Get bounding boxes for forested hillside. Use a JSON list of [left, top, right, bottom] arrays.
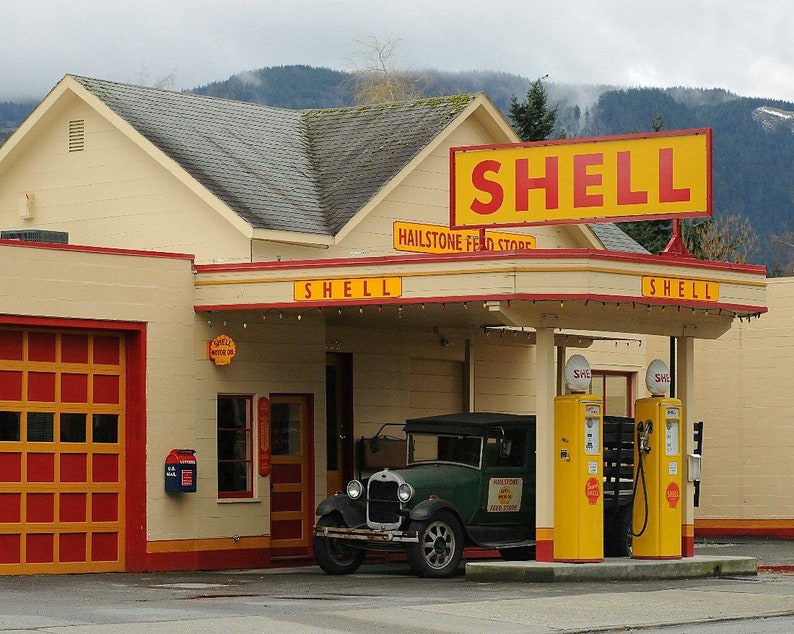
[[2, 65, 792, 271], [574, 88, 794, 271]]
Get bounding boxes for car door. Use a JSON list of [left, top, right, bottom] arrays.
[[475, 427, 535, 527]]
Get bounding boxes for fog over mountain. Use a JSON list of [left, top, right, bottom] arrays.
[[2, 65, 792, 272]]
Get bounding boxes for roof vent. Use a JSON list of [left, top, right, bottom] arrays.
[[1, 229, 69, 244], [68, 119, 85, 152]]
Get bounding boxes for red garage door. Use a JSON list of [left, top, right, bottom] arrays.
[[0, 328, 126, 574]]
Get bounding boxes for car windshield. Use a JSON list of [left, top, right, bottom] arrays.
[[407, 432, 483, 468]]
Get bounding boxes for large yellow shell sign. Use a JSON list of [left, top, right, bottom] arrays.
[[451, 129, 711, 229]]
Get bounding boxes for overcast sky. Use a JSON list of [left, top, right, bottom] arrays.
[[3, 0, 793, 104]]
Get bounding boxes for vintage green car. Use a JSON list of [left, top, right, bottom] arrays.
[[312, 412, 632, 578]]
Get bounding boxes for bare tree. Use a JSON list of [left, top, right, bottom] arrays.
[[136, 65, 177, 90], [348, 37, 425, 104], [769, 229, 794, 276], [684, 214, 759, 264]]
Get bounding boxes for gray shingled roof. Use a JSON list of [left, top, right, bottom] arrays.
[[588, 222, 649, 254], [73, 76, 473, 235], [71, 76, 644, 253]]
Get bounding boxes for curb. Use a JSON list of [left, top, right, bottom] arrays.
[[465, 555, 758, 583]]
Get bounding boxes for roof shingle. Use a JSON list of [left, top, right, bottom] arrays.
[[72, 76, 645, 253], [73, 76, 473, 235]]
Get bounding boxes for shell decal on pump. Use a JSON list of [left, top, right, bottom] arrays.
[[666, 481, 681, 509], [585, 476, 601, 505]]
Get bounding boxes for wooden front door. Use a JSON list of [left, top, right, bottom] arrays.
[[269, 394, 313, 557]]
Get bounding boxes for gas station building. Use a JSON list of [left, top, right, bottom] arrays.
[[0, 75, 777, 575]]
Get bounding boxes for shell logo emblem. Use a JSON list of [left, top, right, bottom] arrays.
[[585, 477, 601, 505], [666, 481, 681, 509], [498, 486, 513, 505]]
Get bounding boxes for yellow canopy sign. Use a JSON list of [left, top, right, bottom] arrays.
[[642, 276, 719, 302], [295, 277, 402, 301], [451, 129, 711, 229]]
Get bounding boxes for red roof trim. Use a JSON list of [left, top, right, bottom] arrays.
[[448, 127, 713, 154], [194, 248, 767, 276], [0, 313, 148, 330], [0, 238, 195, 261]]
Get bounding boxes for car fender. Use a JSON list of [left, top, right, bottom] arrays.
[[315, 493, 366, 528], [408, 498, 461, 523]]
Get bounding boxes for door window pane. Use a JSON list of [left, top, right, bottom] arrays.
[[591, 371, 633, 417], [270, 403, 301, 456]]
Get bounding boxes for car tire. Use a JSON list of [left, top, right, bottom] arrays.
[[604, 505, 633, 557], [406, 510, 464, 578], [313, 513, 366, 575]]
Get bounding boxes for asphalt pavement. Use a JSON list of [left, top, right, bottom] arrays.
[[0, 537, 792, 633]]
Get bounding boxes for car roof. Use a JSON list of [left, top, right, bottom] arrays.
[[404, 412, 536, 435]]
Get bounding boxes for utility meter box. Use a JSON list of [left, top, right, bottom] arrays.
[[165, 449, 197, 493]]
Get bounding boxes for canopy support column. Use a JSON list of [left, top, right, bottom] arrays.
[[676, 335, 696, 557], [535, 325, 556, 561]]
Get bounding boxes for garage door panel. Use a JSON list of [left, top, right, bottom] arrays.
[[0, 328, 125, 575]]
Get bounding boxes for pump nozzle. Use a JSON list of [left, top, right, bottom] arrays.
[[638, 420, 653, 454]]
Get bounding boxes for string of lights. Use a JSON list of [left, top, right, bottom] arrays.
[[203, 299, 762, 329]]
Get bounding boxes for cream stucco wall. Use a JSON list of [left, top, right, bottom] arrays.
[[692, 278, 794, 524], [0, 242, 198, 540], [0, 95, 251, 264], [147, 313, 328, 541]]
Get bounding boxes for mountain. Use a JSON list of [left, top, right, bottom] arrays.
[[2, 65, 792, 271]]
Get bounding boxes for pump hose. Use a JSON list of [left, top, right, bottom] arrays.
[[631, 422, 650, 538]]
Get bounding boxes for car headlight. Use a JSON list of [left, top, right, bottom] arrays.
[[346, 480, 364, 499], [397, 482, 414, 502]]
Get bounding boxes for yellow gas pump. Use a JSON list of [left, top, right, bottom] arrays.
[[632, 359, 683, 559], [554, 354, 604, 562]]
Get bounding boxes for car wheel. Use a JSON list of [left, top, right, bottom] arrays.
[[604, 505, 633, 557], [312, 513, 366, 575], [498, 545, 535, 561], [406, 510, 464, 578]]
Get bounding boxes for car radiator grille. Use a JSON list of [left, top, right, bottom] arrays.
[[367, 479, 400, 524]]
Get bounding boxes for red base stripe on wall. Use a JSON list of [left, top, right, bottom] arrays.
[[696, 519, 794, 539], [144, 547, 271, 572], [536, 540, 554, 562]]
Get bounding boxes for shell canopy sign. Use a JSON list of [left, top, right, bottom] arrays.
[[450, 129, 711, 229]]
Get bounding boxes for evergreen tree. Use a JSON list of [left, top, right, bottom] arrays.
[[508, 77, 558, 141], [617, 220, 672, 254]]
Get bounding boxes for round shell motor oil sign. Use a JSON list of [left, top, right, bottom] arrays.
[[208, 334, 236, 366]]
